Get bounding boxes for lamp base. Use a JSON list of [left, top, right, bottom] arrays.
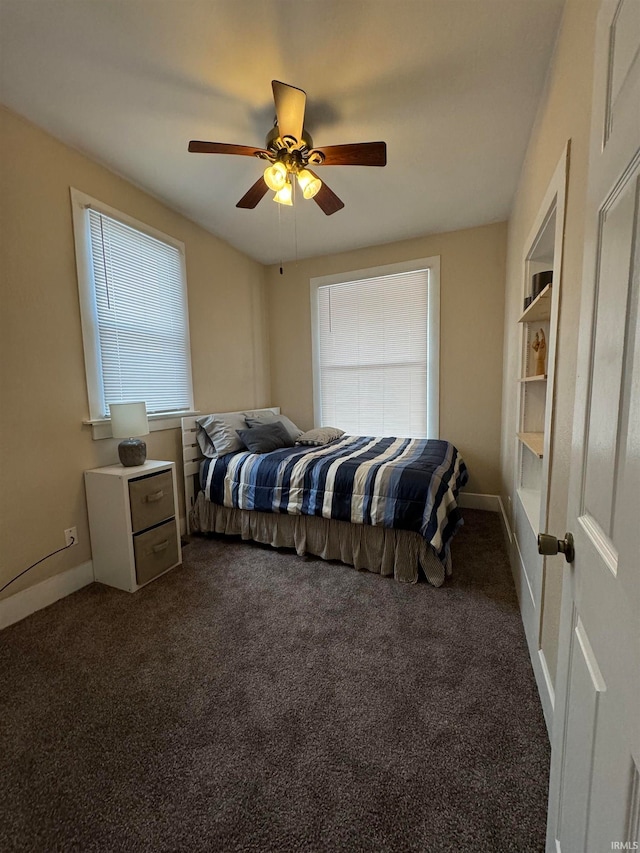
[[118, 438, 147, 467]]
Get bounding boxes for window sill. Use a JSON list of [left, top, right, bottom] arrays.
[[84, 410, 200, 440]]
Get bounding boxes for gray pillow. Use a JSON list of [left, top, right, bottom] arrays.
[[244, 411, 303, 442], [196, 412, 247, 457], [237, 420, 293, 454], [295, 427, 345, 446]]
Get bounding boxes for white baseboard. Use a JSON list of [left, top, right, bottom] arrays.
[[458, 492, 501, 512], [458, 493, 514, 547], [538, 647, 555, 737], [498, 496, 513, 545], [0, 561, 94, 631]]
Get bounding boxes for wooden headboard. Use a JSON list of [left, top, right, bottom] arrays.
[[181, 407, 280, 534]]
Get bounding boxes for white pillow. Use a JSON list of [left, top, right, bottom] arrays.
[[196, 412, 247, 457]]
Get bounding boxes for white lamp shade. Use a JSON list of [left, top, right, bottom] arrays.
[[109, 402, 149, 438], [264, 161, 287, 191], [297, 169, 322, 199], [273, 181, 293, 206]]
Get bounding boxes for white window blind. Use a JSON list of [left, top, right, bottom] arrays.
[[87, 209, 192, 417], [316, 268, 433, 437]]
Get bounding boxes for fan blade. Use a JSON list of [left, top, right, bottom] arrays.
[[310, 173, 344, 216], [272, 80, 306, 145], [236, 177, 269, 209], [188, 140, 269, 158], [310, 142, 387, 167]]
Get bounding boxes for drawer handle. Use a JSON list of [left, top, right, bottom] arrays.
[[151, 540, 169, 554], [145, 490, 164, 503]]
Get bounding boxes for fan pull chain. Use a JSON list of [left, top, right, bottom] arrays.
[[293, 180, 298, 266], [278, 197, 283, 275]]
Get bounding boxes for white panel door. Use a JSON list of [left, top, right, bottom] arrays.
[[545, 1, 640, 851]]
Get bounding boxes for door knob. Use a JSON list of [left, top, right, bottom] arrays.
[[537, 532, 575, 564]]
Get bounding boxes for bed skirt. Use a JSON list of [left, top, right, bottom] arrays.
[[190, 492, 452, 586]]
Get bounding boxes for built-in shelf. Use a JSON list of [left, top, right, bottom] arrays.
[[518, 283, 552, 323], [515, 148, 567, 543], [519, 374, 547, 383], [517, 431, 544, 458]]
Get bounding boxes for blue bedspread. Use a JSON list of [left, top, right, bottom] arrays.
[[200, 435, 468, 563]]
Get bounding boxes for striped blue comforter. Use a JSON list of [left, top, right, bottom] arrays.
[[200, 435, 468, 563]]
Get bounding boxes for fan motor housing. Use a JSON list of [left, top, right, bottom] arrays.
[[265, 125, 314, 155]]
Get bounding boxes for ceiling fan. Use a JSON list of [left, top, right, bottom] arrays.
[[188, 80, 387, 215]]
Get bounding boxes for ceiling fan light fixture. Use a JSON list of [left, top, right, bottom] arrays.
[[263, 161, 287, 191], [189, 82, 385, 215], [273, 180, 293, 206], [297, 169, 322, 200]]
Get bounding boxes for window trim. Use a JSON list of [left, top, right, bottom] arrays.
[[309, 256, 440, 438], [71, 188, 195, 436], [84, 411, 201, 440]]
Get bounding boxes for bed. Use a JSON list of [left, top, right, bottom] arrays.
[[182, 408, 468, 586]]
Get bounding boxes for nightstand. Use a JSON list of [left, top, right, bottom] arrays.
[[85, 460, 182, 592]]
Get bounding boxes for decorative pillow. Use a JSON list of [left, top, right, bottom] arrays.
[[295, 427, 345, 446], [196, 412, 247, 458], [244, 410, 303, 442], [237, 420, 293, 454]]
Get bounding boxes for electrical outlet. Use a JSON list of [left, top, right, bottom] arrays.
[[64, 527, 78, 547]]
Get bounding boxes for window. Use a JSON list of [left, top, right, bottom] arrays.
[[310, 258, 440, 438], [71, 189, 194, 426]]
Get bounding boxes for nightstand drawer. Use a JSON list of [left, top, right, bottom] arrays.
[[129, 470, 175, 533], [133, 520, 179, 585]]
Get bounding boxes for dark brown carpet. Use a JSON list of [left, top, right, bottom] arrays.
[[0, 510, 549, 852]]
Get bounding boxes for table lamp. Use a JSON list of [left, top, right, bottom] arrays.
[[109, 402, 149, 467]]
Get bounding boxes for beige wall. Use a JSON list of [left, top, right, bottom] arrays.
[[500, 0, 599, 682], [0, 107, 270, 599], [266, 222, 507, 495]]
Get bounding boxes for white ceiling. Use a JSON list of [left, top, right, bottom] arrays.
[[0, 0, 564, 264]]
